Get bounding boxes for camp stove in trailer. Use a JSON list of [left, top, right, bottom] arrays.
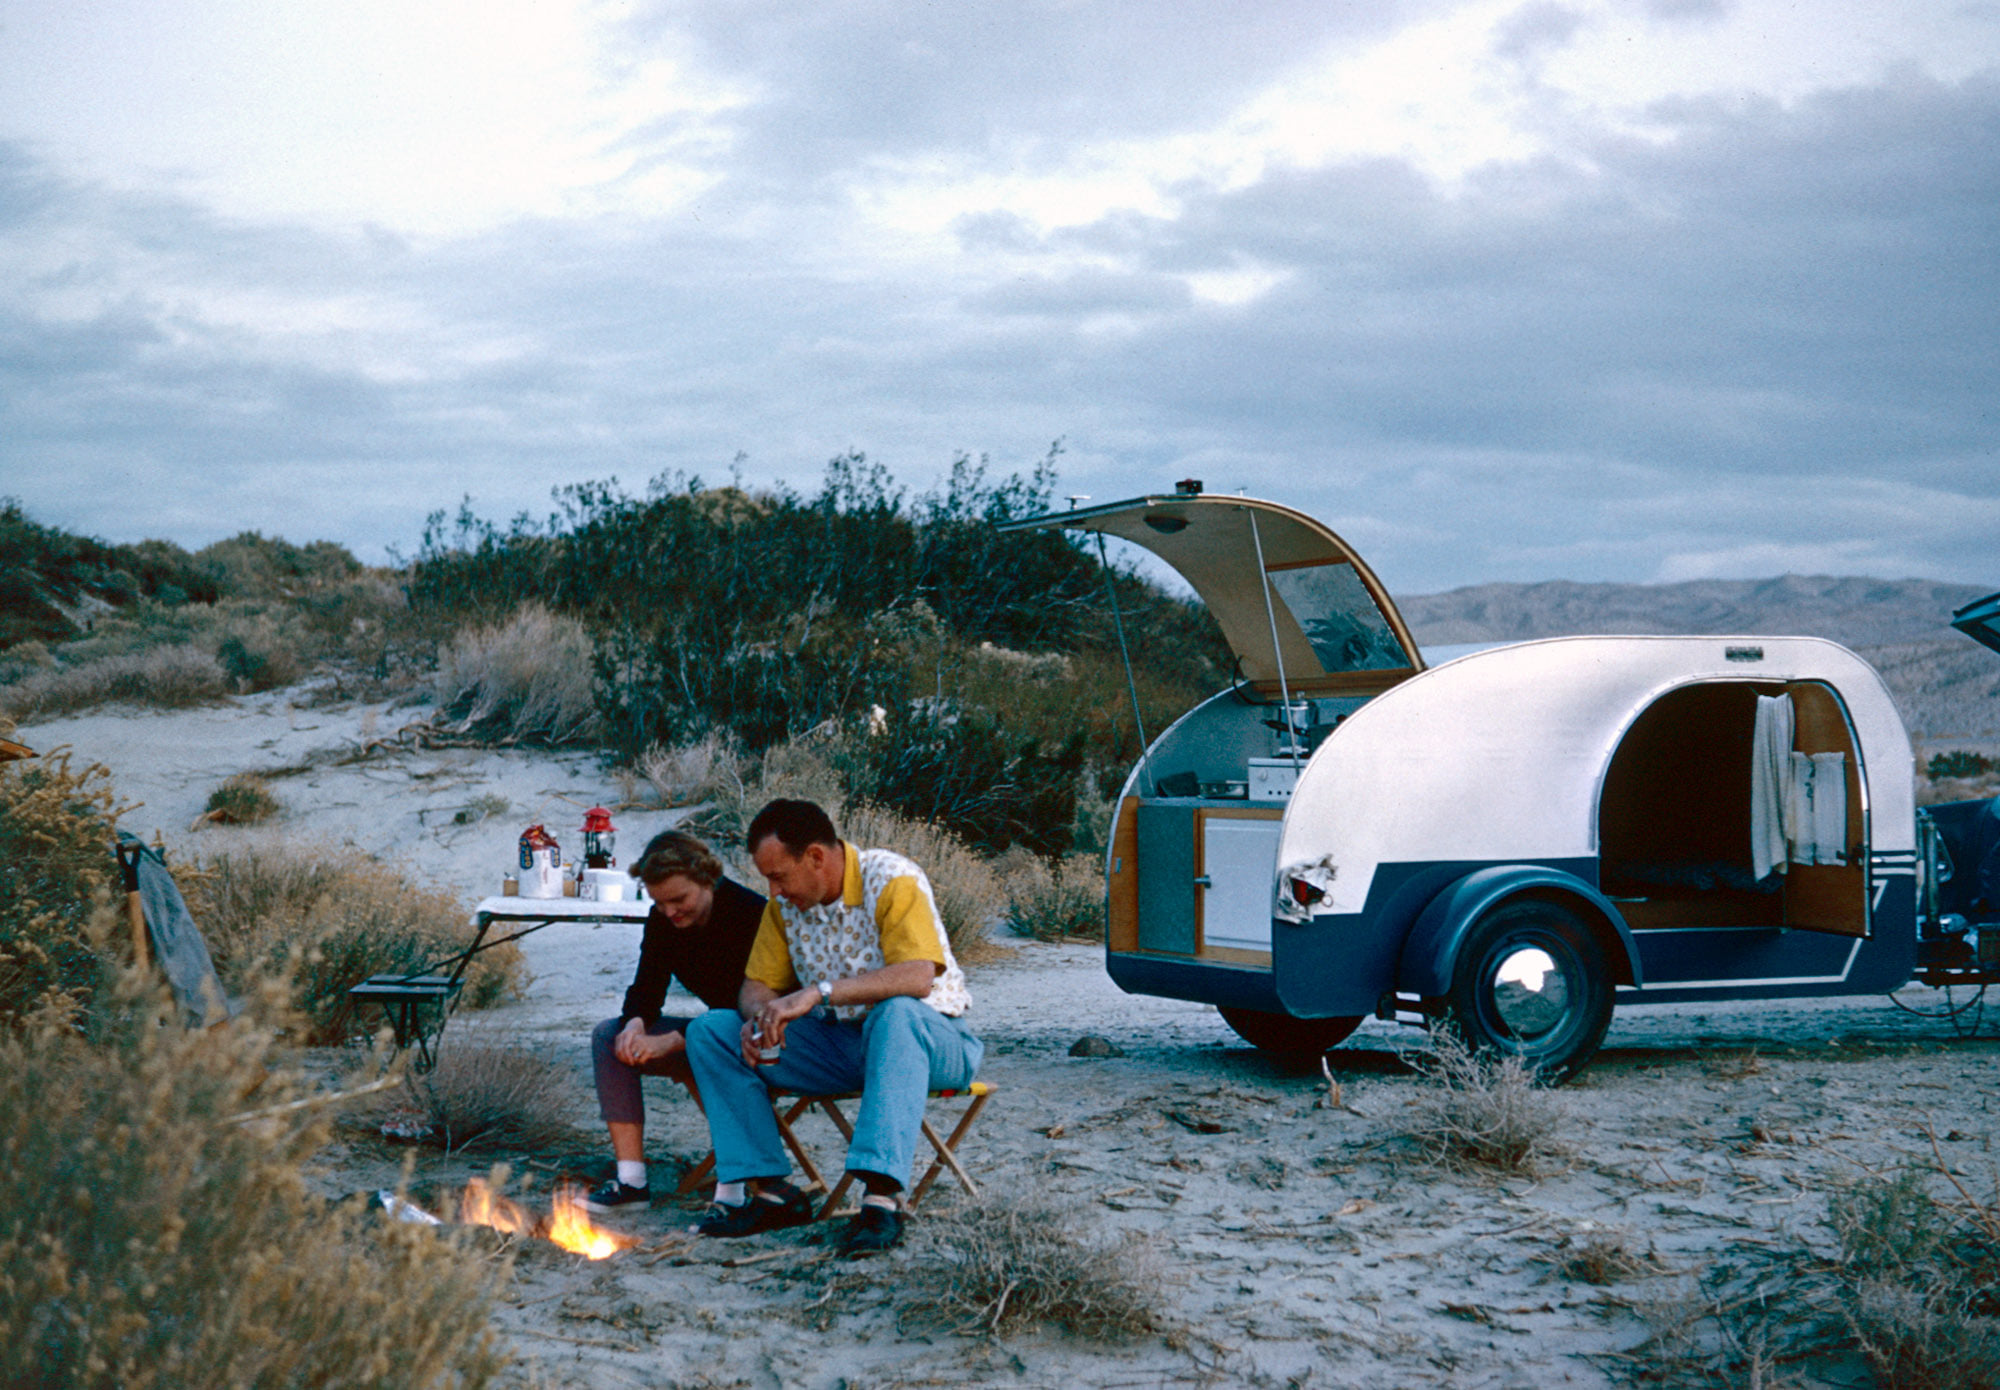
[[1001, 488, 2000, 1080]]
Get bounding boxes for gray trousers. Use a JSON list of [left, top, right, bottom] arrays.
[[591, 1015, 696, 1125]]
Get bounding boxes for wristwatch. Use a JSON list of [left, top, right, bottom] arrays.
[[816, 979, 834, 1012]]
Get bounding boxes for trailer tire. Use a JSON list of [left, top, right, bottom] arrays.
[[1444, 899, 1612, 1083], [1219, 1007, 1363, 1055]]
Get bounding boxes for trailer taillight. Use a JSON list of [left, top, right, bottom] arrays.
[[1289, 877, 1325, 908]]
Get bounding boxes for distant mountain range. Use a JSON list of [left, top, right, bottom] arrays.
[[1398, 575, 2000, 746]]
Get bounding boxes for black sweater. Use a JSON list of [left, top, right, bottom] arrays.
[[617, 876, 765, 1026]]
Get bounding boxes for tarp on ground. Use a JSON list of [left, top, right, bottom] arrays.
[[119, 831, 231, 1028]]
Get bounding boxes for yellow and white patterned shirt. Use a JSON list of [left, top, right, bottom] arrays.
[[744, 842, 971, 1019]]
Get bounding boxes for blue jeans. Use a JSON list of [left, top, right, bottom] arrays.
[[684, 997, 983, 1186]]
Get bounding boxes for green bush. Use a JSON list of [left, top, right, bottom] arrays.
[[215, 626, 302, 693], [203, 774, 281, 827], [845, 703, 1086, 858], [0, 502, 370, 657], [0, 973, 506, 1388], [410, 456, 1230, 856], [1004, 855, 1105, 942], [1929, 750, 1994, 781]]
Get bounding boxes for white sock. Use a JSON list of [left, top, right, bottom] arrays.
[[713, 1180, 746, 1206], [617, 1160, 648, 1189]]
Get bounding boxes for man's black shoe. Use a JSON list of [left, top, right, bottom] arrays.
[[838, 1202, 905, 1256], [693, 1180, 816, 1237], [581, 1179, 651, 1214]]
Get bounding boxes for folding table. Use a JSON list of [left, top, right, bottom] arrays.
[[349, 894, 651, 1069]]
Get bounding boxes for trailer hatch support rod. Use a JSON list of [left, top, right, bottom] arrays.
[[1095, 530, 1157, 795], [1246, 506, 1303, 771]]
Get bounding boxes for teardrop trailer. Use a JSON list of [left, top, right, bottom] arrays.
[[1000, 488, 2000, 1080]]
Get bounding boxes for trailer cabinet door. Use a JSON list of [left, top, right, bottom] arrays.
[[1199, 811, 1282, 955]]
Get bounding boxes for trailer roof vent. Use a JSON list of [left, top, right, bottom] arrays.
[[1174, 478, 1202, 496]]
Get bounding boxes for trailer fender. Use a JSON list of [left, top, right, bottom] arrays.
[[1396, 866, 1642, 997]]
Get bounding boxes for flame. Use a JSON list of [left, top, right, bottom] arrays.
[[457, 1176, 536, 1236], [453, 1177, 634, 1260], [545, 1184, 634, 1260]]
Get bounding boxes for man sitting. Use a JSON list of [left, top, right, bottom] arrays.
[[583, 830, 764, 1213], [684, 799, 981, 1255]]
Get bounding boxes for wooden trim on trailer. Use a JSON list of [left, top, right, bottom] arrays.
[[1243, 668, 1415, 699], [1107, 796, 1140, 953], [1783, 679, 1869, 939]]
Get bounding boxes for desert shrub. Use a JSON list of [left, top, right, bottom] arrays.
[[194, 531, 361, 599], [214, 615, 303, 692], [427, 602, 598, 744], [899, 1196, 1161, 1339], [0, 749, 124, 1029], [1404, 1032, 1570, 1173], [1823, 1164, 2000, 1387], [1848, 1278, 2000, 1389], [684, 740, 1005, 963], [1919, 774, 2000, 808], [0, 643, 229, 719], [203, 773, 281, 826], [1831, 1165, 1952, 1277], [1930, 750, 1995, 781], [401, 1043, 578, 1154], [0, 639, 57, 686], [0, 970, 507, 1388], [1003, 854, 1104, 942], [451, 794, 510, 826], [840, 801, 1006, 964], [636, 729, 745, 807], [1550, 1229, 1664, 1285], [181, 842, 523, 1043]]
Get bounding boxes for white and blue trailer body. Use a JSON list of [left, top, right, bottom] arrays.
[[1004, 491, 1996, 1078]]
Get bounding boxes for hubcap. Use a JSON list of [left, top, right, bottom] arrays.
[[1489, 945, 1570, 1042]]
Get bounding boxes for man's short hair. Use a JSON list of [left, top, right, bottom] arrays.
[[628, 830, 724, 887], [746, 799, 840, 858]]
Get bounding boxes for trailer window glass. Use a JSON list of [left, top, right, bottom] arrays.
[[1266, 562, 1410, 673]]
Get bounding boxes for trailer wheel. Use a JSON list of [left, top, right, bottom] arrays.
[[1219, 1007, 1363, 1055], [1444, 900, 1612, 1082]]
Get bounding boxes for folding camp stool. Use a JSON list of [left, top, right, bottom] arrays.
[[677, 1081, 996, 1219]]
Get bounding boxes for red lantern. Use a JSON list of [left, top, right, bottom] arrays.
[[581, 806, 616, 869]]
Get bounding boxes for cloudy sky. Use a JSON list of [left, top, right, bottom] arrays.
[[2, 0, 1996, 594]]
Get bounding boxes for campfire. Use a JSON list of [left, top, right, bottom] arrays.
[[381, 1177, 637, 1260]]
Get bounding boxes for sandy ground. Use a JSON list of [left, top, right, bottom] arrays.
[[23, 692, 2000, 1388]]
